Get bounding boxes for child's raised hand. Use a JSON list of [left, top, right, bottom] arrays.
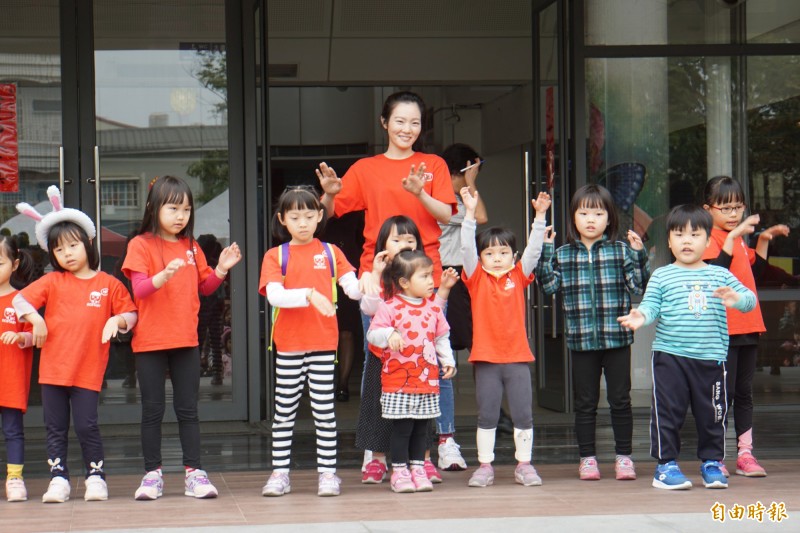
[[617, 308, 645, 331], [459, 186, 478, 213], [440, 268, 458, 291], [101, 317, 120, 344], [162, 258, 186, 281], [0, 331, 21, 345], [388, 330, 404, 351], [315, 162, 342, 196], [402, 163, 426, 197], [626, 229, 644, 251], [543, 225, 556, 244], [758, 224, 790, 242], [218, 242, 242, 271], [372, 250, 390, 277], [730, 214, 760, 239], [713, 286, 742, 308], [309, 289, 336, 317], [531, 191, 551, 217], [442, 365, 457, 379]]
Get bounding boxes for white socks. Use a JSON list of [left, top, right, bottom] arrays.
[[476, 427, 496, 464], [514, 427, 533, 463]]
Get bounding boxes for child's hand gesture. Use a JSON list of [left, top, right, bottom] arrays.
[[315, 162, 342, 196], [218, 242, 242, 272], [460, 186, 479, 214], [358, 271, 380, 296], [402, 163, 427, 197], [388, 330, 404, 351], [543, 226, 556, 244], [713, 286, 742, 308], [730, 214, 760, 239], [0, 331, 22, 346], [626, 229, 644, 251], [617, 308, 645, 331], [436, 267, 459, 301], [758, 223, 790, 243], [531, 191, 551, 220], [442, 365, 457, 379], [371, 250, 390, 277], [162, 258, 186, 282], [101, 316, 120, 344], [308, 289, 335, 317], [29, 315, 47, 348]]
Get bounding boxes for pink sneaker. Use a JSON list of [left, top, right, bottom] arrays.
[[390, 467, 415, 493], [423, 459, 442, 483], [361, 460, 387, 484], [736, 453, 767, 477], [579, 456, 601, 480], [410, 465, 433, 492], [615, 455, 637, 480]]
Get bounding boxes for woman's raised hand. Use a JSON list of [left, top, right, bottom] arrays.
[[401, 163, 427, 196], [316, 162, 342, 196]]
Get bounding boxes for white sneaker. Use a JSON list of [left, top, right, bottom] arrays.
[[437, 437, 467, 471], [42, 477, 71, 503], [84, 475, 108, 501], [317, 472, 341, 497], [5, 478, 27, 502], [135, 470, 164, 500], [262, 471, 291, 497], [184, 469, 218, 498]]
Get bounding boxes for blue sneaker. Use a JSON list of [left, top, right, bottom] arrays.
[[652, 461, 692, 490], [700, 460, 728, 489]]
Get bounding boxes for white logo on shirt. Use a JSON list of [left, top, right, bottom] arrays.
[[2, 307, 16, 324], [313, 253, 328, 270], [422, 172, 434, 182], [186, 249, 196, 265], [87, 288, 109, 308], [504, 277, 516, 291]]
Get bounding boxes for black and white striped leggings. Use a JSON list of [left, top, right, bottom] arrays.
[[272, 350, 337, 473]]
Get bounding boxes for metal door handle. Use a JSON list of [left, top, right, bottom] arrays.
[[92, 146, 102, 258]]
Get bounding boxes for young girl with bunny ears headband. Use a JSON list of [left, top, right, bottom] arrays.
[[13, 185, 138, 503]]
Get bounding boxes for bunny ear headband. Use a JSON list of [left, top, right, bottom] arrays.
[[15, 185, 96, 251]]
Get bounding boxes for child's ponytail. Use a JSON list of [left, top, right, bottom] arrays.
[[0, 235, 36, 289], [381, 249, 432, 300]]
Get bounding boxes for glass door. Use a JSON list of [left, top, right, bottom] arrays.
[[533, 0, 571, 412], [84, 0, 244, 422]]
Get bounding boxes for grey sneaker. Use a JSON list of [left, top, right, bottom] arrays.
[[317, 472, 341, 497], [515, 463, 542, 486], [468, 464, 494, 487], [262, 471, 291, 496]]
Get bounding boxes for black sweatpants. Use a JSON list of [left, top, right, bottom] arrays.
[[650, 351, 727, 463], [725, 342, 757, 438]]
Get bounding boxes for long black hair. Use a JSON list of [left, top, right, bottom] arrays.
[[0, 235, 35, 289], [566, 184, 619, 244], [46, 221, 101, 272], [137, 175, 195, 239], [272, 186, 327, 242]]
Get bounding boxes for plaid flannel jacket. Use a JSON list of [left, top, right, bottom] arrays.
[[535, 237, 650, 352]]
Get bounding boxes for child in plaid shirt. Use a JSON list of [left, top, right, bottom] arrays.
[[535, 184, 650, 481]]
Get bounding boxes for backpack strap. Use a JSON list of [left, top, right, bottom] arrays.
[[321, 241, 337, 306]]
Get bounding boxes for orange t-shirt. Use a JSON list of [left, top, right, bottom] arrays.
[[703, 228, 766, 335], [462, 263, 535, 363], [334, 152, 457, 284], [259, 239, 355, 352], [0, 291, 33, 411], [21, 272, 137, 392], [122, 234, 213, 353]]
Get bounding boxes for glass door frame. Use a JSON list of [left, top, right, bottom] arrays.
[[35, 0, 254, 424]]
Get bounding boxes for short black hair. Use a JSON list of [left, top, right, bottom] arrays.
[[666, 204, 712, 235], [381, 249, 433, 300], [272, 186, 326, 242], [441, 143, 481, 177], [566, 184, 619, 244], [476, 226, 517, 256], [703, 175, 745, 207], [375, 215, 422, 255], [47, 221, 100, 272]]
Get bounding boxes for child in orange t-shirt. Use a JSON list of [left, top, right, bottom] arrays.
[[0, 235, 35, 502], [122, 176, 241, 501], [13, 186, 137, 503], [459, 187, 550, 489], [259, 186, 364, 498]]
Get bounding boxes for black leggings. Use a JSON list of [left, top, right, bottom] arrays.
[[390, 418, 428, 466], [136, 347, 202, 472]]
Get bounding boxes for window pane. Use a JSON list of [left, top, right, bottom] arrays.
[[585, 0, 731, 46], [747, 0, 800, 43]]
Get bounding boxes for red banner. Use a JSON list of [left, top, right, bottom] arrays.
[[0, 83, 20, 193]]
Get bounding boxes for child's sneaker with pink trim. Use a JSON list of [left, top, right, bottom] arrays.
[[736, 453, 767, 477], [410, 465, 433, 492], [514, 463, 542, 486], [390, 468, 415, 493], [467, 464, 494, 487], [423, 460, 442, 483], [615, 455, 637, 480], [579, 456, 601, 480], [719, 463, 730, 477], [361, 460, 387, 484], [184, 469, 218, 498]]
